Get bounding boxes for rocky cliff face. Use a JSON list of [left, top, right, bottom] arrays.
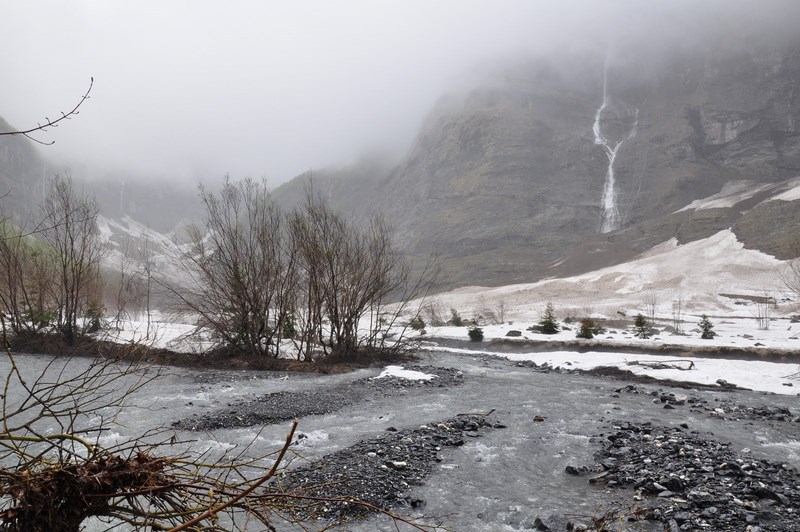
[[275, 38, 800, 290]]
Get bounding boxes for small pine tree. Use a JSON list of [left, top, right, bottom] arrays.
[[634, 313, 652, 339], [281, 312, 297, 339], [539, 301, 559, 334], [699, 314, 716, 339], [448, 308, 464, 327], [576, 317, 595, 339], [468, 326, 484, 342], [409, 315, 426, 331]]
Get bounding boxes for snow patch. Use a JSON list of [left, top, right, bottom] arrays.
[[373, 366, 437, 381], [676, 181, 773, 212]]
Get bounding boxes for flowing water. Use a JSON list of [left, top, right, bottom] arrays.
[[2, 351, 798, 531], [593, 58, 639, 234]]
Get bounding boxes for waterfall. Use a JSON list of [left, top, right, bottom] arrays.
[[593, 59, 638, 233]]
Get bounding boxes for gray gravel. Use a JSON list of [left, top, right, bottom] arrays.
[[172, 365, 463, 431], [265, 414, 500, 525], [169, 358, 799, 530], [564, 421, 800, 531]]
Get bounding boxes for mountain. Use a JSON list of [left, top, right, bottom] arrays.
[[0, 116, 200, 232], [0, 116, 55, 219], [274, 38, 800, 290]]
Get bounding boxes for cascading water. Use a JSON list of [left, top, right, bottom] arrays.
[[593, 59, 638, 233]]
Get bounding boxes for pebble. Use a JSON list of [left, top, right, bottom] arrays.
[[565, 421, 800, 530]]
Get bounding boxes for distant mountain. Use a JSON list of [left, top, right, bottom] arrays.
[[0, 115, 53, 219], [0, 116, 200, 232], [274, 38, 800, 290]]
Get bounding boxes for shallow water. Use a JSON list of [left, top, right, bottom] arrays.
[[2, 350, 798, 531]]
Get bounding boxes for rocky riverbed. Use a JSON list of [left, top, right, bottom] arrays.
[[173, 365, 464, 431], [161, 352, 799, 531], [566, 420, 800, 531]]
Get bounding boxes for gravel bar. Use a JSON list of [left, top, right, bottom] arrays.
[[562, 421, 800, 531], [173, 365, 463, 431], [265, 414, 501, 525]]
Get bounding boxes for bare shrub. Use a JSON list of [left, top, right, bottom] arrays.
[[0, 174, 104, 345], [477, 297, 507, 325], [167, 177, 297, 357], [643, 289, 657, 323], [671, 291, 684, 334], [780, 247, 800, 299], [421, 298, 448, 327], [289, 185, 432, 362]]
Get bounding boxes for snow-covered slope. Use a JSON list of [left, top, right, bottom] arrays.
[[420, 229, 794, 323], [96, 214, 192, 287]]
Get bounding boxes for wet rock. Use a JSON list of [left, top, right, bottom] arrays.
[[173, 365, 465, 430], [266, 414, 497, 522], [570, 421, 800, 531]]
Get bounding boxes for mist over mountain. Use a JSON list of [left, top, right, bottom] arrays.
[[0, 125, 200, 233], [3, 2, 800, 293], [274, 33, 800, 289]]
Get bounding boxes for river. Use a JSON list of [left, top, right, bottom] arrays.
[[2, 350, 798, 530]]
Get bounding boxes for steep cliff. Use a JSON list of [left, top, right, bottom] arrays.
[[275, 39, 800, 290]]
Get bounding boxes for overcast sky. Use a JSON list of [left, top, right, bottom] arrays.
[[1, 1, 797, 186]]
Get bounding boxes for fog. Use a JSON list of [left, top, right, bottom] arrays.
[[1, 0, 798, 186]]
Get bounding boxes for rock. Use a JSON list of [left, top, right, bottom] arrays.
[[568, 421, 800, 531], [267, 414, 498, 523], [506, 330, 522, 337]]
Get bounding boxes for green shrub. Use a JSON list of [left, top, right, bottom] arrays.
[[468, 326, 484, 342], [84, 302, 104, 334], [448, 308, 464, 327], [634, 313, 653, 339], [281, 313, 296, 339], [576, 318, 596, 339], [538, 302, 559, 335], [409, 315, 426, 331], [699, 314, 716, 339]]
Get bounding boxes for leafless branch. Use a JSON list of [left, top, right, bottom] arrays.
[[0, 78, 93, 145]]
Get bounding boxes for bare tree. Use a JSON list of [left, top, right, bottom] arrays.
[[0, 174, 104, 344], [289, 185, 431, 362], [421, 298, 448, 327], [0, 219, 57, 335], [753, 290, 774, 331], [139, 234, 155, 340], [671, 291, 684, 334], [40, 173, 105, 344], [644, 289, 657, 323], [169, 177, 296, 357], [780, 255, 800, 300]]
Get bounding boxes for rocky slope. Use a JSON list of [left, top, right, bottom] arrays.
[[274, 39, 800, 290]]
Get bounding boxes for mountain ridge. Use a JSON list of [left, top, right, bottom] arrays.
[[273, 39, 800, 290]]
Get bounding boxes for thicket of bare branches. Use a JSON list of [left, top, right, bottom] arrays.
[[169, 179, 433, 362], [780, 255, 800, 300], [289, 186, 431, 362], [167, 177, 297, 357], [0, 174, 104, 344]]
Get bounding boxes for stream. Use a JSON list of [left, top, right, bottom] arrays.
[[2, 350, 798, 530]]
